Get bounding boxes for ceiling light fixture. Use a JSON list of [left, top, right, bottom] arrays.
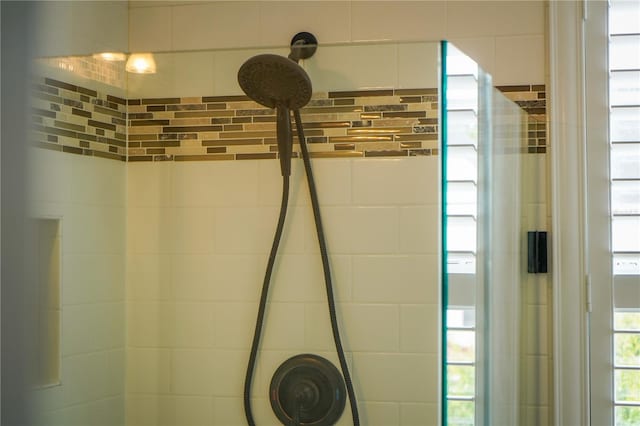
[[125, 53, 157, 74]]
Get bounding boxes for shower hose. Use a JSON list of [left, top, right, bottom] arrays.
[[243, 110, 360, 426]]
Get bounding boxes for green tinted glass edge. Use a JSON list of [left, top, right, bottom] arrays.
[[440, 39, 449, 426]]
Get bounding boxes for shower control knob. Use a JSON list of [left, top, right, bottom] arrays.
[[270, 353, 346, 425]]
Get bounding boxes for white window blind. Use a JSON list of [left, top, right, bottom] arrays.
[[609, 1, 640, 424]]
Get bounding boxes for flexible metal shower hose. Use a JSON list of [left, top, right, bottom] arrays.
[[243, 174, 289, 426], [242, 110, 360, 426]]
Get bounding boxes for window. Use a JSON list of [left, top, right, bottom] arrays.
[[610, 1, 640, 424], [445, 43, 479, 426], [446, 308, 476, 425]]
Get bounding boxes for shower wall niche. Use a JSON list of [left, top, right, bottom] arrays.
[[28, 218, 62, 388]]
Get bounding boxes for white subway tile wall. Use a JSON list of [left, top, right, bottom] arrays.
[[128, 0, 546, 87], [351, 1, 447, 42], [28, 149, 126, 425], [173, 2, 261, 51], [126, 157, 441, 425], [128, 6, 172, 53], [494, 35, 546, 86], [32, 1, 128, 58], [520, 153, 553, 425]]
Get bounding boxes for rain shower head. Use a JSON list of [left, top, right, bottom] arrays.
[[237, 54, 312, 110], [238, 54, 312, 177]]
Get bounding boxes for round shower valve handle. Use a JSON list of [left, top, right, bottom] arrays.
[[270, 353, 346, 426], [294, 380, 320, 407]]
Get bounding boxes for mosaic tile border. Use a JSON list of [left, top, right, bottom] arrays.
[[497, 84, 547, 154], [31, 77, 127, 161], [30, 77, 546, 161], [126, 88, 439, 162]]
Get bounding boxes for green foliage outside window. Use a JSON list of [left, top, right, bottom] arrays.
[[447, 330, 476, 425], [616, 406, 640, 426], [615, 312, 640, 426], [448, 401, 474, 426]]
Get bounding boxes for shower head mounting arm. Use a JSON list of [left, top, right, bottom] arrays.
[[288, 32, 318, 63]]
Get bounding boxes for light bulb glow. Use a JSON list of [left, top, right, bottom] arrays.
[[93, 52, 126, 62], [125, 53, 157, 74]]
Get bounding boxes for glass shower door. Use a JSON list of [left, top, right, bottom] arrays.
[[442, 41, 546, 426]]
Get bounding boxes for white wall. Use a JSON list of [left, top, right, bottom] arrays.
[[126, 157, 441, 425], [128, 0, 546, 86], [31, 0, 128, 58], [27, 149, 127, 426]]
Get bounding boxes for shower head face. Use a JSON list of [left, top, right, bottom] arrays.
[[237, 54, 312, 110]]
